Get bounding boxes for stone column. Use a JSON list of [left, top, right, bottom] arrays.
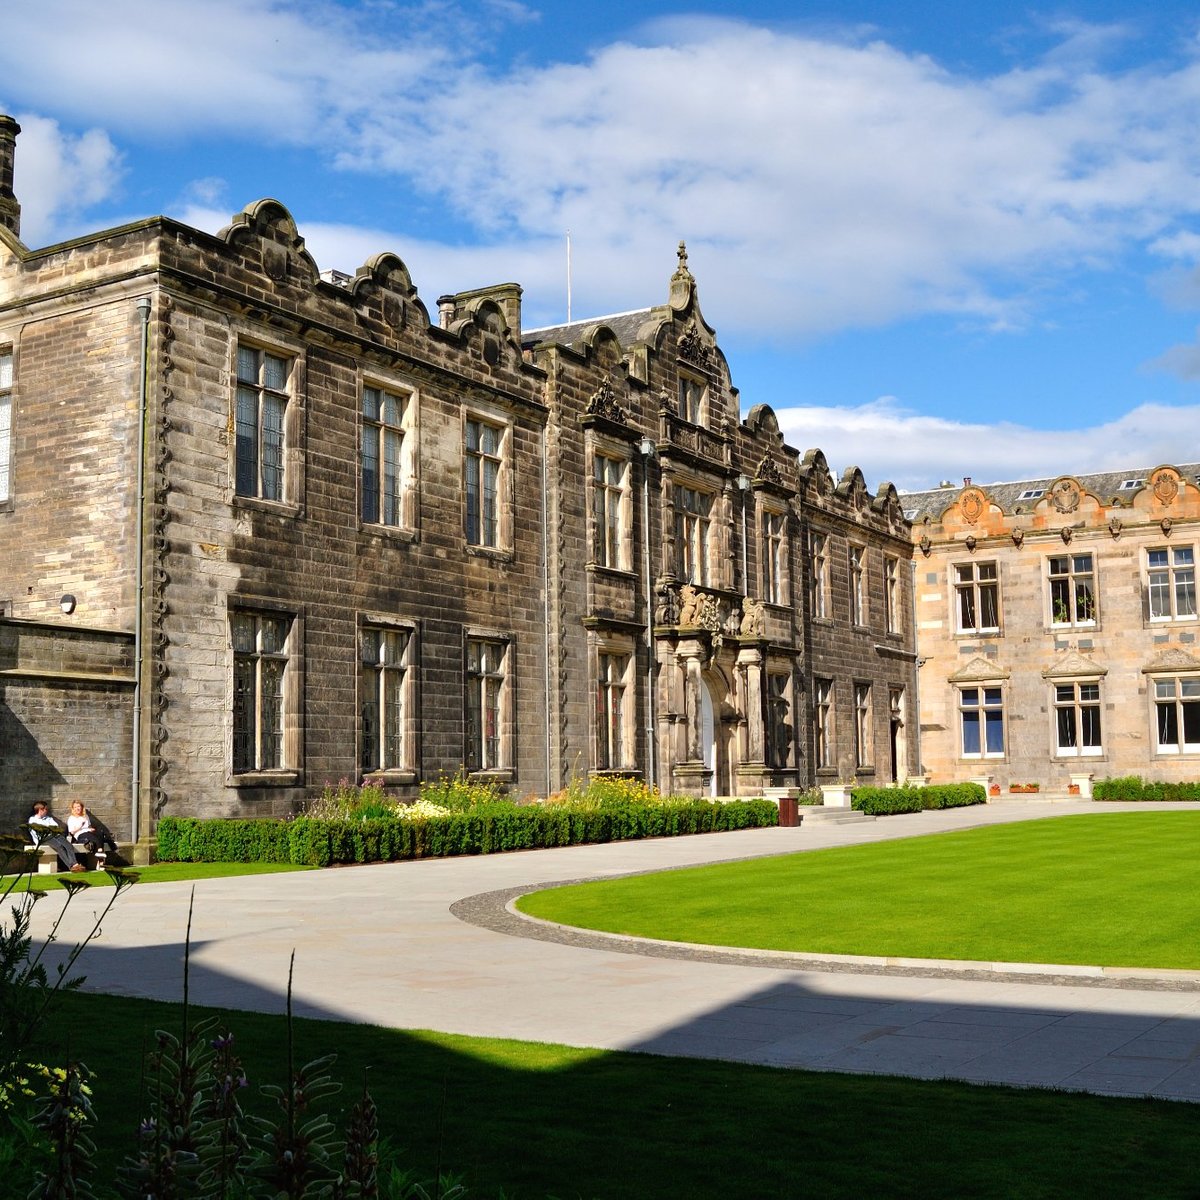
[[0, 115, 22, 238]]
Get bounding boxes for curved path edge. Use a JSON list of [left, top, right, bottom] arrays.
[[450, 882, 1200, 994]]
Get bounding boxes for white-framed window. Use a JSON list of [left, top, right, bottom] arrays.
[[1148, 547, 1196, 621], [761, 507, 787, 605], [595, 650, 633, 770], [955, 562, 999, 633], [466, 635, 510, 772], [767, 672, 793, 769], [591, 451, 631, 570], [674, 483, 714, 585], [678, 372, 706, 424], [814, 678, 834, 769], [0, 348, 11, 504], [959, 685, 1004, 758], [231, 610, 292, 774], [1154, 676, 1200, 754], [1053, 681, 1102, 757], [361, 383, 415, 529], [811, 531, 830, 619], [235, 344, 292, 502], [465, 416, 509, 550], [850, 546, 867, 626], [359, 624, 415, 775], [884, 556, 901, 634], [1049, 553, 1096, 626], [854, 682, 873, 768]]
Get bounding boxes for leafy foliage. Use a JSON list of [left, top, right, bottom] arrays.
[[1093, 776, 1200, 801], [851, 783, 986, 815]]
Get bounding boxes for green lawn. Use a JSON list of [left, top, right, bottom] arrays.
[[517, 812, 1200, 969], [24, 991, 1200, 1199], [3, 861, 313, 892]]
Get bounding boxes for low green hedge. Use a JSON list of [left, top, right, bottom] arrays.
[[1092, 777, 1200, 802], [851, 783, 986, 816], [157, 798, 779, 866]]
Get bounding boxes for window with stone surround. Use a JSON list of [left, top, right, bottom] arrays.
[[466, 635, 511, 773], [814, 677, 834, 769], [595, 646, 634, 770], [767, 672, 794, 769], [1147, 547, 1196, 622], [1048, 553, 1096, 627], [464, 415, 510, 551], [810, 531, 830, 620], [761, 505, 788, 605], [884, 556, 901, 634], [235, 344, 293, 502], [361, 383, 415, 529], [677, 371, 707, 425], [849, 545, 867, 626], [1053, 680, 1102, 757], [674, 483, 714, 585], [954, 561, 999, 634], [854, 682, 873, 768], [231, 609, 294, 776], [591, 448, 632, 571], [959, 684, 1005, 758], [359, 623, 415, 776], [1154, 676, 1200, 754], [0, 348, 10, 504]]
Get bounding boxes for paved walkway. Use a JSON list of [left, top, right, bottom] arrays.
[[32, 800, 1200, 1101]]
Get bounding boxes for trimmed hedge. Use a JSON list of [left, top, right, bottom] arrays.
[[1093, 776, 1200, 802], [156, 798, 779, 866], [851, 783, 986, 816]]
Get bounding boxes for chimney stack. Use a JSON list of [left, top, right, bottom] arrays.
[[0, 115, 21, 238]]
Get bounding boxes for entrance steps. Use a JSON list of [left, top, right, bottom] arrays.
[[985, 790, 1084, 804], [798, 806, 877, 826]]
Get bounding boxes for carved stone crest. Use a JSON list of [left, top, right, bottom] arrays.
[[654, 579, 680, 625], [960, 489, 984, 525], [586, 379, 628, 425], [679, 585, 722, 633], [1051, 479, 1081, 514], [1061, 527, 1074, 545], [755, 453, 782, 485], [678, 321, 712, 369], [740, 596, 766, 638], [1109, 516, 1122, 539], [1153, 470, 1179, 506], [1011, 528, 1024, 548]]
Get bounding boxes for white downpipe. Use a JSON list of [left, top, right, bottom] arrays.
[[131, 296, 151, 845]]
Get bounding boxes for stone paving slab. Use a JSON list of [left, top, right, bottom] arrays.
[[25, 800, 1200, 1101]]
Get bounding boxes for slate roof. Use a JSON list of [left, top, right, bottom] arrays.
[[523, 308, 656, 351], [900, 463, 1200, 522]]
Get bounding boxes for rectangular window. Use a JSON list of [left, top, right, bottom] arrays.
[[0, 349, 11, 503], [595, 652, 630, 770], [231, 611, 291, 774], [814, 678, 834, 769], [850, 546, 867, 625], [360, 626, 412, 774], [592, 454, 629, 569], [1154, 677, 1200, 753], [466, 637, 508, 771], [1054, 681, 1102, 757], [361, 385, 411, 527], [767, 673, 793, 769], [762, 509, 786, 605], [465, 418, 505, 548], [884, 556, 901, 633], [811, 532, 830, 619], [955, 562, 999, 633], [854, 682, 873, 768], [1148, 547, 1196, 621], [235, 345, 291, 501], [1049, 554, 1096, 626], [678, 374, 705, 424], [959, 685, 1004, 758], [674, 484, 713, 585]]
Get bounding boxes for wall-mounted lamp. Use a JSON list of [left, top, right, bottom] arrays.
[[736, 472, 750, 491], [638, 435, 655, 458], [59, 594, 76, 615]]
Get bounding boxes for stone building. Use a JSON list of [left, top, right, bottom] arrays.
[[0, 116, 919, 854], [904, 465, 1200, 790]]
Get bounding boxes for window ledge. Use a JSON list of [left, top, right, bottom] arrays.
[[227, 770, 302, 788], [361, 770, 418, 785], [465, 544, 515, 565], [360, 523, 418, 545], [467, 769, 514, 783], [233, 496, 302, 519], [589, 563, 638, 581]]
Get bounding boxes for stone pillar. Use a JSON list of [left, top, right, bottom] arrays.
[[0, 115, 21, 239], [736, 644, 765, 764]]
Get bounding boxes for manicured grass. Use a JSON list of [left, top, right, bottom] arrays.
[[3, 861, 313, 892], [518, 812, 1200, 969], [26, 990, 1200, 1199]]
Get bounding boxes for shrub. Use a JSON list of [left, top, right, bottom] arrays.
[[418, 769, 507, 812], [1093, 776, 1200, 802], [157, 818, 293, 864], [851, 783, 985, 816]]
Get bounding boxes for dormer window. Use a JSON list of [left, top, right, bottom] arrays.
[[1018, 488, 1044, 501], [1119, 478, 1143, 491], [677, 372, 706, 425]]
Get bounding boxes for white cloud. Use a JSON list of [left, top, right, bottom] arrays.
[[777, 398, 1200, 493]]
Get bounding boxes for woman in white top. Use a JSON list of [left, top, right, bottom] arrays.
[[66, 800, 118, 857]]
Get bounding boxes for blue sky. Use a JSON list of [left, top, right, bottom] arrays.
[[5, 0, 1200, 491]]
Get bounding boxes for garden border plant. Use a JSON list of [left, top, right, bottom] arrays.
[[1093, 776, 1200, 801], [850, 782, 985, 816]]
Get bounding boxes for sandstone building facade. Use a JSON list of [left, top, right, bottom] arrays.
[[904, 466, 1200, 789], [0, 117, 919, 852]]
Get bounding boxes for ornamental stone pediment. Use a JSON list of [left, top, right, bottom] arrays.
[[1142, 647, 1200, 674], [949, 656, 1010, 683], [1042, 650, 1107, 679]]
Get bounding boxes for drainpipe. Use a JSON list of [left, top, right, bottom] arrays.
[[541, 421, 553, 796], [909, 558, 923, 778], [639, 436, 657, 788], [131, 296, 151, 844], [737, 473, 750, 591]]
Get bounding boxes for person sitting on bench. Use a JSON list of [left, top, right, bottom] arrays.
[[27, 802, 85, 872], [66, 800, 118, 860]]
